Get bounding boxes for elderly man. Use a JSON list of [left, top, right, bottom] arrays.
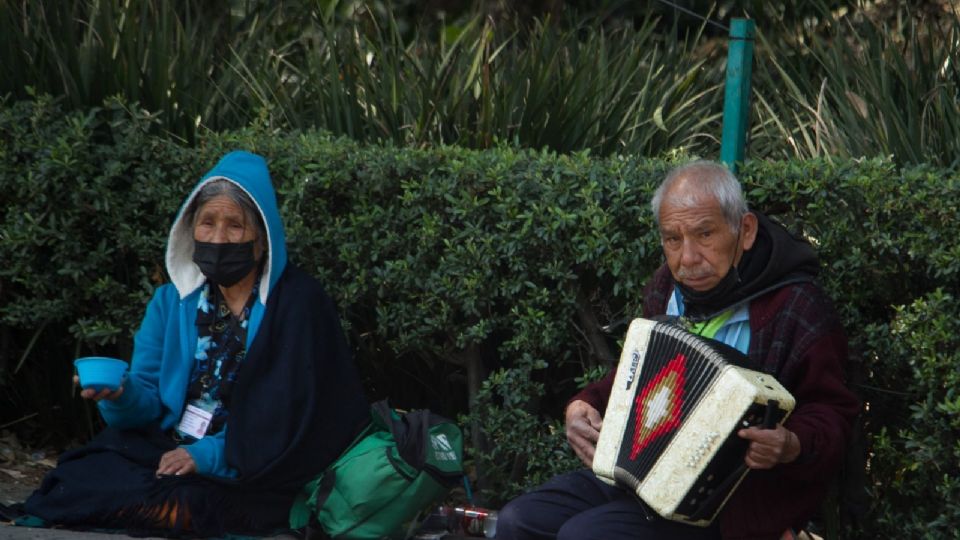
[[496, 161, 860, 540]]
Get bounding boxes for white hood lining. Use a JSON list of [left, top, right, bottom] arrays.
[[165, 176, 273, 305]]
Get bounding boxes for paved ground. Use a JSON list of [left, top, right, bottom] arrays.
[[0, 526, 171, 539]]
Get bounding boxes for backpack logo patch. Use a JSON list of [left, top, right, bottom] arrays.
[[431, 434, 457, 462]]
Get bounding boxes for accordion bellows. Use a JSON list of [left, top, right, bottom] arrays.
[[592, 318, 795, 526]]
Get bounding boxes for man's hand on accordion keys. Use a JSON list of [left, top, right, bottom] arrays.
[[738, 424, 802, 469], [565, 400, 603, 468]]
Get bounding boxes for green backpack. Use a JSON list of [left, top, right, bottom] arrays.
[[289, 400, 464, 539]]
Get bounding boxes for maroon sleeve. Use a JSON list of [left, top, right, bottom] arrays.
[[777, 328, 861, 483], [721, 326, 861, 538], [722, 286, 861, 538], [754, 285, 861, 482], [568, 371, 614, 414]]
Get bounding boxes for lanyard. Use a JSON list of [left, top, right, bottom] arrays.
[[688, 308, 734, 339]]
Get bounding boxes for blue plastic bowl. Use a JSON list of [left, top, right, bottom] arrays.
[[74, 357, 128, 391]]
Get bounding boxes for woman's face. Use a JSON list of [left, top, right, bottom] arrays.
[[193, 195, 260, 253]]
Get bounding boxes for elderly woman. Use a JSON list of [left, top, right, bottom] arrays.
[[23, 151, 369, 536]]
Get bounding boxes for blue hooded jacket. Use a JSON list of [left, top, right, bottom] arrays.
[[98, 152, 367, 482]]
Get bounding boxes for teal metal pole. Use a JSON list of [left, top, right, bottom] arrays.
[[719, 18, 756, 174]]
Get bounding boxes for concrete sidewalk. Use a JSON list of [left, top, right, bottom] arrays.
[[0, 526, 168, 539], [0, 526, 304, 539]]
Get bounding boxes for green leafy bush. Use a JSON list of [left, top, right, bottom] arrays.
[[860, 290, 960, 538], [736, 158, 960, 537], [0, 96, 195, 435], [1, 98, 958, 535]]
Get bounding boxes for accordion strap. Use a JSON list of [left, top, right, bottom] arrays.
[[688, 399, 781, 522]]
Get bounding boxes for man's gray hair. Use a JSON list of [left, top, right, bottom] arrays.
[[186, 179, 267, 252], [650, 160, 749, 232]]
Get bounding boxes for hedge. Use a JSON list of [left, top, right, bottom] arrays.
[[1, 97, 957, 538]]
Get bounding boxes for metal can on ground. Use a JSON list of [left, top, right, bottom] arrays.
[[455, 506, 493, 537], [482, 510, 498, 538]]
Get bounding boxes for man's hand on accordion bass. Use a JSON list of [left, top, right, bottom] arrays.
[[738, 424, 802, 469], [565, 400, 604, 468]]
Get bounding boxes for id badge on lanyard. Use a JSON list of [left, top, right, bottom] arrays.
[[176, 396, 219, 440]]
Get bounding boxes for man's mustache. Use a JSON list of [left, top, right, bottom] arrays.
[[676, 267, 712, 280]]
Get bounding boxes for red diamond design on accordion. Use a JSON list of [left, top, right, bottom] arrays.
[[629, 352, 687, 460]]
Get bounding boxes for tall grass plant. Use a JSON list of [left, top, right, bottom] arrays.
[[6, 1, 960, 166], [0, 1, 246, 141], [208, 7, 727, 156], [2, 1, 725, 155], [750, 4, 960, 166]]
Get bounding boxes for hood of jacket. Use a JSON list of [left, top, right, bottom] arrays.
[[165, 151, 287, 305]]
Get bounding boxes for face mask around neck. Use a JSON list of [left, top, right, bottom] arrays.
[[675, 226, 744, 312], [192, 240, 257, 287], [676, 264, 741, 308]]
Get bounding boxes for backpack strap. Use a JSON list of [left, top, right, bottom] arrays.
[[289, 418, 375, 531], [306, 516, 335, 540]]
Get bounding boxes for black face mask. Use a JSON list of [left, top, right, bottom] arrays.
[[675, 265, 741, 316], [192, 240, 257, 287], [675, 228, 744, 319]]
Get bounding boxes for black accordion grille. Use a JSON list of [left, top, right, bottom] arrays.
[[613, 321, 748, 489]]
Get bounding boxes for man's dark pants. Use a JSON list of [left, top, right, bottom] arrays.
[[495, 469, 721, 540]]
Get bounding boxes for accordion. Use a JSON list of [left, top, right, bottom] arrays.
[[592, 318, 795, 526]]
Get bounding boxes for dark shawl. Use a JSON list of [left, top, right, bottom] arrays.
[[225, 264, 369, 492]]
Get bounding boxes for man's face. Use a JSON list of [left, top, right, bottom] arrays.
[[658, 183, 755, 292]]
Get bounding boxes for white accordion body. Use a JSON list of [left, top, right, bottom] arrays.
[[592, 318, 795, 526]]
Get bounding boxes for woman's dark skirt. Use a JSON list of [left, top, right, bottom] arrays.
[[24, 426, 293, 538]]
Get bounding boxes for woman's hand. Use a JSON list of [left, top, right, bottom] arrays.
[[157, 448, 197, 477], [565, 400, 603, 468], [74, 375, 124, 401]]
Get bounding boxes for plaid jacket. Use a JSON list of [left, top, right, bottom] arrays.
[[574, 265, 861, 539]]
